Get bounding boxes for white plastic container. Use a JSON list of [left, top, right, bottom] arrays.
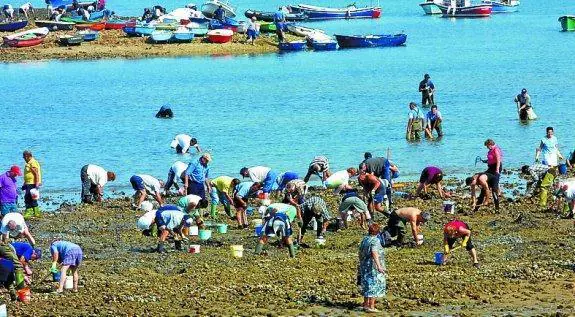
[[315, 238, 326, 246], [0, 304, 7, 317], [231, 245, 244, 258], [189, 226, 199, 236], [417, 234, 424, 245], [443, 201, 455, 214], [64, 276, 73, 290], [188, 244, 200, 254]]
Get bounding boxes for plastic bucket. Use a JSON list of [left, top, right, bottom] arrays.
[[65, 276, 73, 289], [417, 234, 424, 245], [188, 244, 200, 253], [52, 272, 61, 282], [198, 229, 212, 240], [251, 219, 263, 226], [216, 224, 228, 234], [16, 287, 30, 303], [559, 163, 568, 175], [0, 304, 6, 317], [189, 226, 199, 236], [230, 245, 244, 258], [254, 224, 264, 237], [442, 201, 455, 214], [434, 252, 444, 265]]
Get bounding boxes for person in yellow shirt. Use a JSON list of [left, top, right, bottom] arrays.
[[209, 176, 240, 219], [22, 151, 42, 219]]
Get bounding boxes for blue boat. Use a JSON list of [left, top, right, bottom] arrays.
[[311, 40, 338, 51], [77, 30, 99, 41], [334, 33, 407, 48], [209, 17, 240, 31], [482, 0, 519, 13], [287, 4, 381, 20], [0, 20, 27, 32], [150, 30, 173, 43], [135, 24, 156, 36], [123, 26, 137, 36], [172, 28, 195, 42], [279, 40, 307, 51]]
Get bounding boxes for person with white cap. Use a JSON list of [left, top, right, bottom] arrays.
[[170, 134, 201, 154], [255, 203, 298, 258], [0, 166, 22, 217], [303, 156, 332, 183], [129, 174, 164, 208], [384, 207, 430, 247], [0, 213, 35, 247], [184, 153, 212, 199], [136, 201, 157, 236], [154, 205, 197, 253]]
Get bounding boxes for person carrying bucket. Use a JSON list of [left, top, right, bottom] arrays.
[[535, 127, 566, 208], [22, 151, 42, 220], [442, 220, 479, 268], [155, 205, 198, 253], [255, 203, 297, 258], [383, 207, 430, 247], [50, 240, 83, 293], [415, 166, 450, 199], [209, 176, 240, 220], [465, 173, 499, 212]]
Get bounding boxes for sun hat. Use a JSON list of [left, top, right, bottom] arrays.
[[202, 153, 212, 162]]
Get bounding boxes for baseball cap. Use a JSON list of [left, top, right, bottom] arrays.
[[424, 73, 430, 78], [521, 88, 527, 94], [9, 166, 21, 176]]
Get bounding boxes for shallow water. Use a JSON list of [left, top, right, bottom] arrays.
[[2, 0, 575, 202]]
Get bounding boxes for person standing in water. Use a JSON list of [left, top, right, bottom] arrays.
[[424, 105, 443, 139], [514, 88, 534, 121], [406, 102, 424, 141], [419, 74, 435, 106]]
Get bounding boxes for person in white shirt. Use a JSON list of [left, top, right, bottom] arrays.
[[2, 4, 14, 20], [239, 166, 279, 200], [170, 134, 201, 154], [18, 2, 33, 19], [129, 174, 164, 208], [1, 213, 35, 246], [164, 161, 189, 194], [80, 164, 116, 203]]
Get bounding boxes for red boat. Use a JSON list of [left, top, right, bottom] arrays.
[[207, 29, 233, 43], [437, 3, 492, 17], [3, 27, 49, 47], [104, 20, 128, 30], [76, 22, 106, 31]]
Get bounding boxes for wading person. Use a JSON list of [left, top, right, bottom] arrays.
[[170, 134, 201, 154], [239, 166, 278, 200], [129, 174, 164, 208], [184, 153, 212, 199], [303, 156, 332, 183], [383, 207, 430, 247], [357, 223, 386, 313], [80, 164, 115, 203], [466, 173, 499, 212], [415, 166, 449, 199], [424, 105, 443, 139], [419, 73, 435, 106], [50, 240, 83, 293], [514, 88, 534, 121], [443, 219, 479, 268], [255, 203, 298, 258], [406, 102, 424, 141], [0, 166, 21, 217], [22, 151, 42, 219], [209, 176, 240, 219]]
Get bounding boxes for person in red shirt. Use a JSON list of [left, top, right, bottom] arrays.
[[443, 220, 479, 268]]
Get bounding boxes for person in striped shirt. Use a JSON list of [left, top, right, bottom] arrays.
[[298, 196, 332, 245], [304, 156, 332, 182]]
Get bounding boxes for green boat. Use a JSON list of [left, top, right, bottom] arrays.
[[155, 23, 179, 31], [559, 15, 575, 31], [259, 22, 277, 33]]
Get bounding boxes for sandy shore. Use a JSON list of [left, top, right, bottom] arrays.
[[4, 178, 575, 316]]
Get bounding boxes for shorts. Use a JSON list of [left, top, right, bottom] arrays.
[[262, 170, 279, 194], [447, 236, 474, 251], [130, 175, 145, 191], [373, 184, 386, 204], [247, 28, 256, 39], [61, 247, 83, 267], [0, 203, 18, 216], [264, 218, 292, 238]]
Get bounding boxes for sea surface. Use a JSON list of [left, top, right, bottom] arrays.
[[2, 0, 575, 206]]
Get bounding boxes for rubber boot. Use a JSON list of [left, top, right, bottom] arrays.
[[23, 208, 34, 220], [210, 204, 218, 219], [224, 204, 233, 218], [288, 244, 296, 258], [174, 240, 182, 251], [539, 188, 548, 208], [33, 207, 42, 218], [157, 242, 166, 253], [151, 225, 158, 237], [255, 242, 263, 255]]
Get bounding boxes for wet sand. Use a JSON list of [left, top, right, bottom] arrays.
[[7, 179, 575, 316]]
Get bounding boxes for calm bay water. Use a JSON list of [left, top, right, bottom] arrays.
[[2, 0, 575, 202]]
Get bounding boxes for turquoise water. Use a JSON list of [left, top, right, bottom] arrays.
[[2, 0, 575, 202]]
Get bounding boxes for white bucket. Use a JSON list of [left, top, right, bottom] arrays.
[[0, 304, 7, 317], [443, 201, 455, 214], [188, 244, 200, 254], [251, 219, 263, 226], [315, 238, 326, 246], [29, 188, 40, 200], [417, 234, 424, 245], [231, 245, 244, 258], [64, 276, 73, 290], [189, 226, 199, 236]]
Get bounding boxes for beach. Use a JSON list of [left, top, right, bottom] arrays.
[[7, 180, 575, 316]]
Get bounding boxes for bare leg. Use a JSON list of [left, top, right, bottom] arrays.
[[71, 266, 79, 292], [57, 265, 70, 292], [470, 248, 478, 264]]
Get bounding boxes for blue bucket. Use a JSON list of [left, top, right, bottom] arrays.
[[434, 252, 444, 265], [254, 224, 263, 237], [52, 272, 61, 282], [559, 164, 568, 175]]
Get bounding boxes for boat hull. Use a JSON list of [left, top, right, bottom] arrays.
[[105, 20, 128, 30], [135, 26, 156, 36], [438, 4, 492, 17], [278, 41, 307, 51], [311, 40, 338, 51], [335, 33, 407, 48], [76, 22, 106, 31], [59, 35, 83, 46], [35, 20, 75, 31], [559, 16, 575, 31], [77, 30, 99, 41], [150, 31, 173, 43], [172, 31, 195, 42], [207, 29, 233, 43], [0, 20, 28, 32], [201, 0, 236, 18], [244, 9, 307, 22], [484, 1, 518, 13], [288, 5, 381, 20], [3, 27, 49, 47], [419, 2, 443, 14]]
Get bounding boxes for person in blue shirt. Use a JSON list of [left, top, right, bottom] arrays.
[[214, 5, 225, 21], [424, 105, 443, 139], [276, 171, 299, 191], [232, 182, 261, 229], [184, 153, 212, 199], [419, 74, 435, 106], [10, 242, 41, 285], [273, 7, 286, 43], [50, 240, 83, 293]]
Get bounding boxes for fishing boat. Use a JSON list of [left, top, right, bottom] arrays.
[[279, 40, 307, 51], [186, 22, 209, 36], [77, 30, 99, 41], [35, 20, 75, 31], [172, 27, 195, 42], [75, 22, 106, 31], [150, 30, 173, 43], [207, 28, 233, 43], [334, 33, 407, 48], [419, 0, 444, 14], [3, 27, 49, 47], [259, 22, 277, 33], [244, 9, 307, 22], [287, 4, 381, 20], [156, 22, 180, 31], [0, 20, 27, 32], [559, 15, 575, 31], [482, 0, 519, 13], [209, 17, 240, 32], [123, 24, 138, 36], [104, 19, 129, 30], [201, 0, 236, 18], [58, 34, 84, 46], [437, 3, 492, 17], [311, 39, 338, 51], [135, 24, 156, 36]]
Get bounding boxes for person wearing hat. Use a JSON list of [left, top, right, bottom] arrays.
[[0, 213, 36, 247], [303, 156, 332, 183], [0, 166, 21, 216], [232, 182, 261, 229], [465, 172, 499, 212], [239, 166, 278, 200], [419, 73, 435, 107], [50, 240, 83, 293], [383, 207, 430, 247], [10, 242, 41, 285], [255, 203, 298, 257], [155, 205, 196, 253], [415, 166, 450, 199], [514, 88, 533, 121], [80, 164, 116, 204], [246, 16, 259, 45], [22, 151, 42, 220], [129, 174, 164, 208], [184, 153, 212, 200], [339, 194, 371, 229], [170, 134, 201, 154], [443, 219, 479, 268]]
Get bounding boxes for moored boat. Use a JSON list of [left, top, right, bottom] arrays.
[[77, 30, 99, 41], [334, 33, 407, 48], [278, 40, 307, 51], [186, 22, 209, 36], [201, 0, 236, 18], [287, 4, 381, 20], [135, 24, 156, 36], [419, 0, 444, 14], [286, 24, 325, 37], [35, 20, 75, 31], [244, 9, 307, 22], [482, 0, 519, 13], [559, 15, 575, 31], [155, 22, 180, 31], [104, 19, 129, 30], [437, 3, 492, 17], [172, 27, 195, 42], [59, 34, 84, 46], [150, 30, 173, 43], [0, 20, 28, 32], [311, 39, 338, 51], [3, 27, 49, 47], [75, 22, 106, 31], [207, 28, 233, 43], [209, 17, 240, 32]]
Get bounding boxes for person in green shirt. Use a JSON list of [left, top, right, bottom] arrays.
[[209, 176, 240, 219]]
